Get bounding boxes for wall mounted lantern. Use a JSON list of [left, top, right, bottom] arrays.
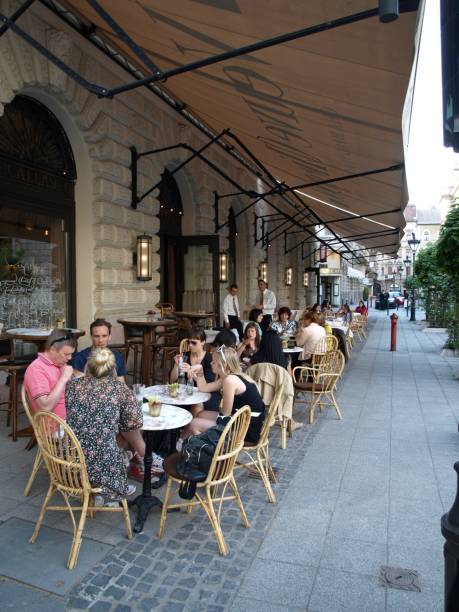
[[303, 271, 309, 287], [258, 261, 268, 283], [285, 266, 293, 286], [135, 234, 152, 281], [219, 252, 228, 282]]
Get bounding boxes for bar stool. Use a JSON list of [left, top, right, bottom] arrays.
[[150, 325, 179, 384], [122, 326, 144, 384], [0, 338, 34, 441]]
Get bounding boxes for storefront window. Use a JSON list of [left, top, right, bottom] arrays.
[[0, 207, 69, 329]]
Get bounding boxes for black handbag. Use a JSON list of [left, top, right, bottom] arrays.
[[176, 416, 229, 499]]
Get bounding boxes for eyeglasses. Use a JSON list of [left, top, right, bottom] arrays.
[[49, 333, 73, 347], [188, 340, 200, 346], [216, 345, 227, 363]]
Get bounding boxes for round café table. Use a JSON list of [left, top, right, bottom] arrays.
[[144, 384, 210, 406], [117, 318, 177, 385], [130, 404, 192, 534], [283, 345, 303, 367], [6, 327, 85, 353]]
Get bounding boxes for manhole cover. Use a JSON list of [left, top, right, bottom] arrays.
[[380, 566, 421, 592]]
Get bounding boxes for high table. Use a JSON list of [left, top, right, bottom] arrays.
[[130, 403, 192, 534], [6, 327, 85, 353], [172, 311, 215, 333], [117, 318, 177, 385]]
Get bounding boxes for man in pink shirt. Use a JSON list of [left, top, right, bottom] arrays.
[[24, 330, 76, 420]]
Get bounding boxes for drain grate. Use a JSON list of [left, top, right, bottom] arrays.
[[380, 566, 421, 592]]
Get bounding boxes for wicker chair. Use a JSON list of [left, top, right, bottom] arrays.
[[21, 386, 44, 496], [158, 406, 251, 556], [30, 411, 132, 569], [298, 334, 339, 382], [293, 351, 345, 424], [236, 367, 284, 502]]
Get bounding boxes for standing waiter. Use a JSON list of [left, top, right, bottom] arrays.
[[222, 283, 243, 341], [253, 279, 276, 333]]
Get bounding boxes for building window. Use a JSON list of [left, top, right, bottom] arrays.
[[423, 230, 431, 242]]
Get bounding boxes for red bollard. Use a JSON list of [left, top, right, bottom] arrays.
[[390, 313, 398, 351]]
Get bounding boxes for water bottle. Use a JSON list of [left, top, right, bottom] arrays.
[[177, 355, 186, 386], [186, 376, 194, 396]]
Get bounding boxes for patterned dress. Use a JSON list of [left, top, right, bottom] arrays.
[[65, 376, 143, 498]]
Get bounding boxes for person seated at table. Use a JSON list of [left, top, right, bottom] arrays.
[[24, 329, 76, 420], [270, 306, 297, 335], [237, 322, 260, 365], [66, 348, 142, 505], [72, 318, 126, 383], [248, 308, 263, 337], [336, 303, 353, 325], [318, 313, 333, 336], [295, 311, 326, 362], [170, 327, 220, 416], [210, 329, 237, 351], [309, 303, 322, 314], [355, 300, 368, 316], [250, 329, 291, 374], [185, 346, 265, 443], [321, 300, 334, 315]]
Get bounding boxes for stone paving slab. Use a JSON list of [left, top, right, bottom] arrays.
[[0, 517, 112, 596]]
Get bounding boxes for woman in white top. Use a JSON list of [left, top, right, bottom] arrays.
[[295, 311, 326, 361]]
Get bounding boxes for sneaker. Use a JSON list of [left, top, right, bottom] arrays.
[[126, 483, 136, 496], [121, 450, 134, 468], [128, 457, 164, 483], [93, 494, 121, 508], [290, 420, 304, 431]]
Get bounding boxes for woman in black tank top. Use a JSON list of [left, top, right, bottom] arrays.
[[184, 346, 265, 443]]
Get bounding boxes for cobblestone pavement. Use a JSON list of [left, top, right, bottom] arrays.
[[0, 310, 457, 611]]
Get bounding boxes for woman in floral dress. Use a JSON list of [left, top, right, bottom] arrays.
[[66, 348, 144, 500]]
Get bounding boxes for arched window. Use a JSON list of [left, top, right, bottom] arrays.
[[0, 95, 76, 330], [423, 230, 431, 242]]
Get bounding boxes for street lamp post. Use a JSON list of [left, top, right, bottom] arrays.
[[407, 233, 421, 321]]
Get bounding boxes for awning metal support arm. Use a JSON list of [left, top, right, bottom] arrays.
[[0, 11, 106, 95], [0, 0, 35, 36], [104, 8, 381, 98], [85, 0, 163, 78], [261, 163, 404, 197]]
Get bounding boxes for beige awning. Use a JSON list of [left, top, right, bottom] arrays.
[[63, 0, 419, 254]]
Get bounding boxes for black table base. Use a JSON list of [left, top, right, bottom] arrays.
[[130, 430, 164, 534]]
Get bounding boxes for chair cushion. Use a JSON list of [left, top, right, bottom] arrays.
[[163, 452, 181, 479]]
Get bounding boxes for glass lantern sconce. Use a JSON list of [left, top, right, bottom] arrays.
[[219, 253, 228, 283], [285, 266, 293, 286], [258, 261, 268, 283], [303, 271, 309, 287], [134, 234, 152, 281]]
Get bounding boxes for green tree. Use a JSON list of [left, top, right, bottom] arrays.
[[436, 201, 459, 349]]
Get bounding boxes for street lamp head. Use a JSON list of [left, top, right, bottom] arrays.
[[408, 232, 421, 254], [403, 256, 411, 266]]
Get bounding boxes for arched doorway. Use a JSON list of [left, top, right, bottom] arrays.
[[158, 169, 219, 315], [0, 95, 76, 329]]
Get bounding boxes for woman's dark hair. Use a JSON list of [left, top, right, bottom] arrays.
[[310, 303, 320, 313], [249, 308, 263, 322], [250, 330, 287, 369], [243, 322, 260, 347], [321, 300, 330, 310], [189, 326, 206, 342], [278, 306, 291, 318], [359, 300, 365, 307], [211, 329, 237, 348]]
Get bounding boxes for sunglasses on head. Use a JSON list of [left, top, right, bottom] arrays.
[[216, 344, 227, 363], [49, 333, 73, 347]]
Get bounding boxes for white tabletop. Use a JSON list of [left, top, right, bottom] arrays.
[[141, 404, 192, 431], [6, 327, 82, 336], [283, 346, 303, 353], [144, 384, 211, 406]]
